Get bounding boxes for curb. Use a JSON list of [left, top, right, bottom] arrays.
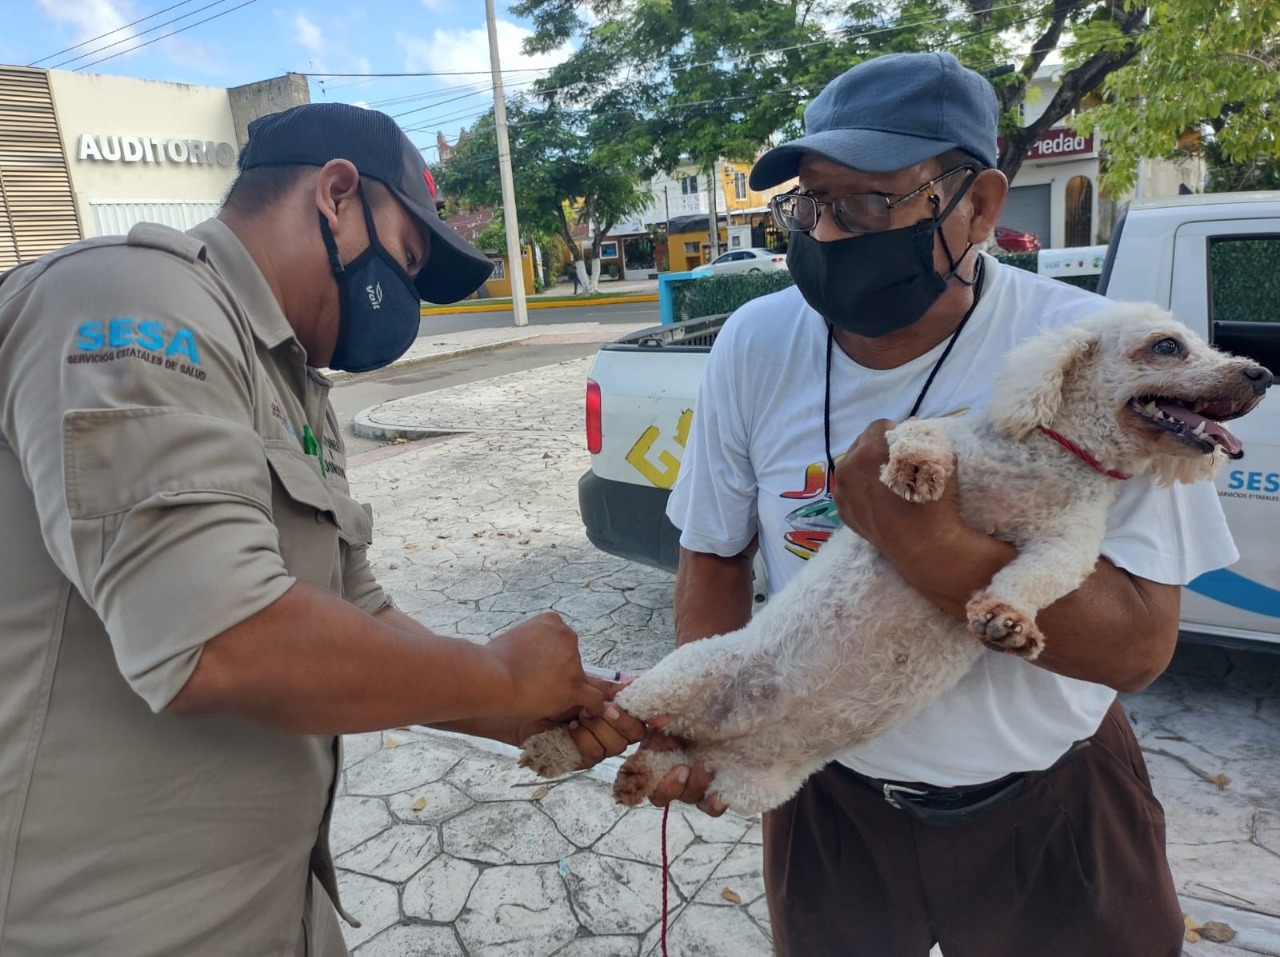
[[351, 411, 460, 442], [325, 338, 524, 383], [421, 293, 657, 316]]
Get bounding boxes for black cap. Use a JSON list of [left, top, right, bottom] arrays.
[[239, 103, 493, 304]]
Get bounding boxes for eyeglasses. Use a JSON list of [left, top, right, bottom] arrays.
[[769, 165, 976, 235]]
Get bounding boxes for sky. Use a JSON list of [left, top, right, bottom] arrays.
[[3, 0, 577, 164]]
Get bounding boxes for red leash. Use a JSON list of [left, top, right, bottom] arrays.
[[660, 803, 671, 956]]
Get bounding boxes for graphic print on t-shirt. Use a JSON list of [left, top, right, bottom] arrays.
[[780, 460, 841, 559], [778, 405, 970, 560]]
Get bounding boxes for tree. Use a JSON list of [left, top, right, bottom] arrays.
[[434, 98, 650, 294], [513, 0, 1151, 186], [1080, 0, 1280, 193]]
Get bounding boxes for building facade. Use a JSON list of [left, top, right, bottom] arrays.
[[0, 65, 308, 271]]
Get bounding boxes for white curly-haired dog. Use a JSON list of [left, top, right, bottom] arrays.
[[522, 302, 1272, 813]]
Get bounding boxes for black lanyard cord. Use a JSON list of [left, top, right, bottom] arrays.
[[823, 256, 986, 482]]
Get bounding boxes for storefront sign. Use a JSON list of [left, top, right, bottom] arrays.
[[997, 128, 1097, 163], [77, 133, 237, 167]]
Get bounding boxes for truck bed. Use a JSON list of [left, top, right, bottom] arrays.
[[603, 314, 728, 351]]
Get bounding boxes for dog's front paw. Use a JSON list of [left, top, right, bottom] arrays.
[[967, 594, 1046, 660], [880, 449, 951, 503], [518, 728, 583, 778]]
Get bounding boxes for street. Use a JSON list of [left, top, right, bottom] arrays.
[[333, 301, 661, 456], [417, 300, 659, 336]]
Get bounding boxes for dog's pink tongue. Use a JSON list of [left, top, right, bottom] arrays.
[[1155, 401, 1243, 455]]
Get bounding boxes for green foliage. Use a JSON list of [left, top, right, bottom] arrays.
[[433, 98, 650, 263], [1210, 238, 1280, 323], [671, 271, 796, 322], [990, 251, 1039, 273], [473, 213, 507, 255], [1205, 141, 1280, 193], [512, 0, 1148, 185], [1080, 0, 1280, 194]]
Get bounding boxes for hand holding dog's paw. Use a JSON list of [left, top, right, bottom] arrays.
[[966, 594, 1046, 660], [880, 448, 951, 503], [518, 728, 583, 778]]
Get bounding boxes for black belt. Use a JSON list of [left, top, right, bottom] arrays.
[[841, 739, 1092, 827]]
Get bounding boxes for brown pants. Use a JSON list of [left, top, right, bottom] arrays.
[[764, 701, 1183, 957]]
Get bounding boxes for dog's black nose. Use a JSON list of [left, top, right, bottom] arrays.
[[1242, 364, 1274, 394]]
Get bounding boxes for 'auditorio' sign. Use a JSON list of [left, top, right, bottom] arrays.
[[77, 134, 236, 167]]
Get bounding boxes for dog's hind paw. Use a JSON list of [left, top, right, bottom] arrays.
[[966, 594, 1046, 660], [880, 449, 951, 503], [612, 748, 688, 807], [518, 728, 583, 778]]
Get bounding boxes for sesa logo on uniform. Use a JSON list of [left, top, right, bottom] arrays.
[[68, 317, 207, 380], [74, 318, 202, 364], [365, 282, 383, 310]]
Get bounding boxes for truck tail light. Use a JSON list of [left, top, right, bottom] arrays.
[[586, 378, 602, 453]]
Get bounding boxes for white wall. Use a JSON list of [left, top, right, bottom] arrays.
[[47, 70, 238, 236], [1008, 156, 1099, 248]]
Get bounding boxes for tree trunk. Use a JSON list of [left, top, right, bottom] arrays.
[[997, 4, 1147, 184]]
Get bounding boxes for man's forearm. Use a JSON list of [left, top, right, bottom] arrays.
[[168, 581, 514, 734], [886, 522, 1179, 692], [674, 546, 756, 646], [376, 606, 523, 745]]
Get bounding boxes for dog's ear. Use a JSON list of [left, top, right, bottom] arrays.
[[986, 325, 1100, 439]]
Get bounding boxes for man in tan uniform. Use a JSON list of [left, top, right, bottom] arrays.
[[0, 104, 644, 956]]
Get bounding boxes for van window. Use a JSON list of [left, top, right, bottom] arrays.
[[1209, 236, 1280, 324], [1209, 235, 1280, 373]]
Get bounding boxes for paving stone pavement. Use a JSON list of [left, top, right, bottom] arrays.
[[335, 354, 1280, 957]]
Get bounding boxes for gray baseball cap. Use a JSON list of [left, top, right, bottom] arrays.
[[750, 52, 1000, 189]]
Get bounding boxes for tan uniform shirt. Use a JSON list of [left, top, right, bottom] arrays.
[[0, 220, 388, 956]]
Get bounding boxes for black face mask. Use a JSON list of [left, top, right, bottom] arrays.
[[319, 194, 423, 373], [785, 175, 977, 338]]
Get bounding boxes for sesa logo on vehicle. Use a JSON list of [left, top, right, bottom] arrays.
[[1225, 470, 1280, 495]]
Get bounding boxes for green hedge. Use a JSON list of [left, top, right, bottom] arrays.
[[671, 240, 1280, 321], [671, 270, 796, 322], [670, 251, 1112, 322], [990, 251, 1100, 292], [1210, 238, 1280, 323]]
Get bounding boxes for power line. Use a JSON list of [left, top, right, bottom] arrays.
[[299, 67, 555, 78], [50, 0, 247, 69], [75, 0, 261, 70], [28, 0, 205, 66]]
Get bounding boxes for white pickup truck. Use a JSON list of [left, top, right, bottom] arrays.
[[578, 192, 1280, 647]]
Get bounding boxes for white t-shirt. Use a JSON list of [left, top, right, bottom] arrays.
[[665, 255, 1239, 786]]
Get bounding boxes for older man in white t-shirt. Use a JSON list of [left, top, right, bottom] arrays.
[[653, 52, 1235, 957]]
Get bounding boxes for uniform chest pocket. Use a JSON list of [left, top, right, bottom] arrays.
[[264, 442, 372, 534], [263, 443, 349, 586]]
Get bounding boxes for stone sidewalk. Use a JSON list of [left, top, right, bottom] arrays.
[[334, 353, 1280, 956]]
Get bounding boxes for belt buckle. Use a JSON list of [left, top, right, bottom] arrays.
[[882, 782, 929, 810]]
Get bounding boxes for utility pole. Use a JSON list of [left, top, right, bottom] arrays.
[[706, 161, 721, 261], [485, 0, 528, 327], [663, 185, 671, 271]]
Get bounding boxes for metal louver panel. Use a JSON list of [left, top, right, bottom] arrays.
[[0, 67, 81, 271], [91, 201, 221, 236]]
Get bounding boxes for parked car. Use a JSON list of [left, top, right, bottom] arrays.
[[578, 193, 1280, 647], [994, 225, 1041, 253], [691, 248, 788, 276]]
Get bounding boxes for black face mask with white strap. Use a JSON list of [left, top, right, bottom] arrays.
[[319, 193, 422, 373]]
